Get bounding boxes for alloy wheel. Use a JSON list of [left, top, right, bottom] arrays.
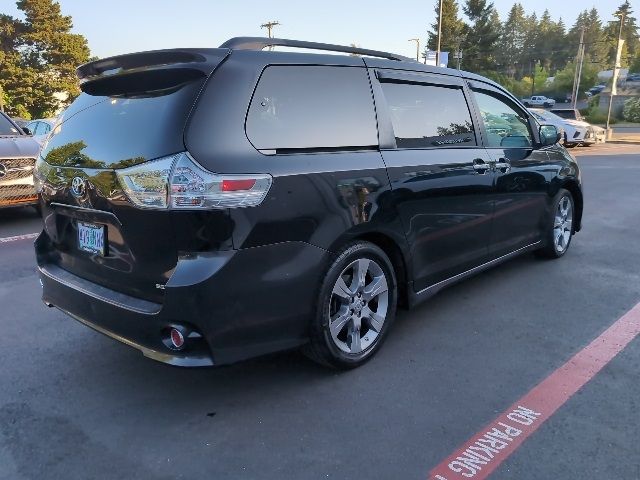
[[328, 258, 389, 354], [554, 196, 573, 253]]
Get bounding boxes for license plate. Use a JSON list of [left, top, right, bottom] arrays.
[[78, 222, 106, 255]]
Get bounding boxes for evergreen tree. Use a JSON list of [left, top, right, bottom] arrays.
[[0, 0, 89, 118], [496, 3, 528, 77], [601, 2, 637, 68], [459, 0, 500, 73], [532, 11, 569, 72], [569, 9, 607, 69], [522, 12, 539, 74], [427, 0, 466, 60]]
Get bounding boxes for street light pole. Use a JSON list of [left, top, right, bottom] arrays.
[[408, 38, 420, 62], [436, 0, 443, 67], [571, 28, 585, 110], [606, 13, 625, 135]]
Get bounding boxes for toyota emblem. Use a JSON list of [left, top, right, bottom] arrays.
[[70, 176, 86, 197]]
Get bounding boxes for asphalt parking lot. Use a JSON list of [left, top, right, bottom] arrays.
[[1, 144, 639, 480]]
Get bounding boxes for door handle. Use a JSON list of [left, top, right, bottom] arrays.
[[494, 158, 511, 173], [472, 158, 490, 174]]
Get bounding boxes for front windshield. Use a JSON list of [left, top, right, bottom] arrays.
[[0, 115, 20, 136], [530, 111, 546, 123]]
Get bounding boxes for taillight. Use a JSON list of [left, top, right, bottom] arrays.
[[116, 152, 272, 210]]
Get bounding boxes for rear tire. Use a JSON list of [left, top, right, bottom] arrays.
[[303, 241, 397, 369], [536, 189, 575, 259]]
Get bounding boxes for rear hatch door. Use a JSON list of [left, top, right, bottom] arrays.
[[38, 49, 231, 303]]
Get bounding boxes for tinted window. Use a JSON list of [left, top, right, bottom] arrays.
[[42, 79, 205, 168], [41, 122, 51, 134], [473, 91, 532, 148], [380, 82, 475, 148], [0, 114, 20, 136], [246, 66, 377, 151]]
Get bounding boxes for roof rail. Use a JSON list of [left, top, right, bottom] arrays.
[[219, 37, 415, 62]]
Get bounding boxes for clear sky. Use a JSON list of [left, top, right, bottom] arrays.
[[0, 0, 628, 59]]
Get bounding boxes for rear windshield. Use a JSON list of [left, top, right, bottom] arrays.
[[0, 115, 20, 136], [42, 80, 205, 169]]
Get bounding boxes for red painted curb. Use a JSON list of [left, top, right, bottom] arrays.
[[429, 301, 640, 480]]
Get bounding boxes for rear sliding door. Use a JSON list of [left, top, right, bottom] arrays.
[[372, 70, 495, 292]]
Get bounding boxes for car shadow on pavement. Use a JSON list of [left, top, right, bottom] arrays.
[[0, 206, 39, 222]]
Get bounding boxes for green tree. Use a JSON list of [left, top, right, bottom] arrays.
[[496, 3, 528, 78], [623, 97, 640, 122], [427, 0, 466, 59], [568, 9, 608, 69], [603, 1, 639, 67], [521, 12, 539, 74], [0, 0, 89, 118], [460, 0, 501, 73], [552, 61, 598, 100]]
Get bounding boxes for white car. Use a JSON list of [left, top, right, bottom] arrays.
[[528, 108, 597, 148], [550, 108, 606, 144], [522, 96, 556, 108]]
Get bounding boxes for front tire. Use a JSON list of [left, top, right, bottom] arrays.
[[536, 189, 575, 259], [304, 241, 397, 369]]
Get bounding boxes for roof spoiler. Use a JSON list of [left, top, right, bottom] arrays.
[[76, 48, 230, 96]]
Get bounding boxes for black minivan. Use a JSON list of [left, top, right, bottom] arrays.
[[35, 38, 582, 369]]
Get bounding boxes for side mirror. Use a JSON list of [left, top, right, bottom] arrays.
[[539, 124, 560, 146], [22, 127, 32, 135]]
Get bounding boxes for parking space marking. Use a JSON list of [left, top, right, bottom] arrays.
[[0, 233, 39, 244], [429, 301, 640, 480]]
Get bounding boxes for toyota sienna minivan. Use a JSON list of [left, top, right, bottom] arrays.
[[35, 37, 582, 369]]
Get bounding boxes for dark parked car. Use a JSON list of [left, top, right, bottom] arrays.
[[0, 111, 41, 210], [35, 38, 583, 369]]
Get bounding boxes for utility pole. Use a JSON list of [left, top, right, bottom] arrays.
[[453, 50, 462, 70], [260, 21, 280, 39], [436, 0, 443, 67], [571, 28, 585, 110], [530, 61, 535, 97], [408, 38, 420, 62], [606, 13, 625, 135]]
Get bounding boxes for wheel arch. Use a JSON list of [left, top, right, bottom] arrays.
[[328, 231, 410, 309], [561, 179, 583, 232], [356, 232, 410, 309]]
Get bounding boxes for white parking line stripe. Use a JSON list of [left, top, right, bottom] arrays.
[[0, 233, 39, 244]]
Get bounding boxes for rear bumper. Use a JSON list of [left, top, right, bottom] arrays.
[[37, 233, 330, 366]]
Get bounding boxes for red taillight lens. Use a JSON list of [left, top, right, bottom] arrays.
[[222, 179, 257, 192], [170, 328, 185, 350], [116, 152, 272, 210]]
